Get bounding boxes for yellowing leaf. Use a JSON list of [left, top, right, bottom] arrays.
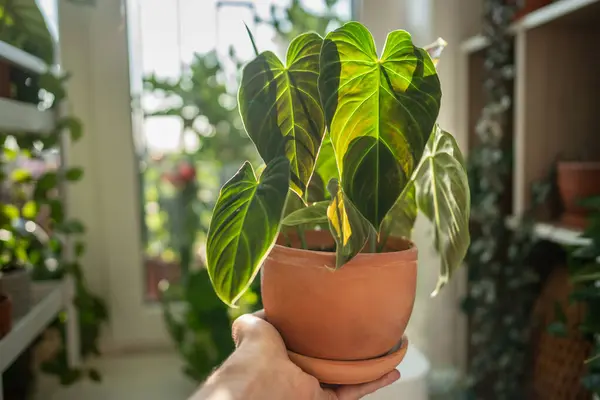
[[326, 179, 372, 268]]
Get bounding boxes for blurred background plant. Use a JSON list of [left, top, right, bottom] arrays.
[[0, 0, 108, 392]]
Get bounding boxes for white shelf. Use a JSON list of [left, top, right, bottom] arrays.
[[0, 98, 55, 135], [460, 0, 600, 54], [0, 281, 69, 373], [0, 40, 47, 75], [460, 35, 489, 54], [506, 216, 591, 247], [513, 0, 600, 31]]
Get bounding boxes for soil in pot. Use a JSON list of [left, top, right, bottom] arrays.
[[261, 230, 417, 362], [557, 162, 600, 229], [0, 293, 11, 338]]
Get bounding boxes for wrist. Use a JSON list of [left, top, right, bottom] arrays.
[[190, 342, 269, 400]]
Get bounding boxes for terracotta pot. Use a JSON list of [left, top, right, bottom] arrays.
[[0, 268, 31, 320], [145, 257, 181, 301], [261, 230, 417, 361], [514, 0, 552, 20], [0, 293, 12, 338], [0, 61, 10, 99], [557, 162, 600, 228]]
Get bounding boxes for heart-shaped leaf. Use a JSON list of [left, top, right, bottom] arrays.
[[282, 201, 329, 226], [379, 182, 417, 242], [319, 21, 441, 230], [238, 32, 324, 199], [313, 130, 338, 188], [414, 126, 470, 295], [206, 157, 290, 306], [327, 179, 372, 268]]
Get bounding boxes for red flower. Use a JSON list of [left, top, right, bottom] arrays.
[[178, 162, 196, 182]]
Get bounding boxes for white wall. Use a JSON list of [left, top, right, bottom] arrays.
[[60, 0, 171, 350]]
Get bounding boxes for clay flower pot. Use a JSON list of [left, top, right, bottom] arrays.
[[261, 230, 417, 361], [0, 60, 10, 99], [0, 293, 12, 338], [0, 267, 31, 320], [557, 162, 600, 229], [513, 0, 552, 20]]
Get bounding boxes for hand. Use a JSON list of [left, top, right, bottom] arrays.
[[229, 311, 400, 400]]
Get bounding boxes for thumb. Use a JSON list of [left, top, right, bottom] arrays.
[[231, 311, 265, 347]]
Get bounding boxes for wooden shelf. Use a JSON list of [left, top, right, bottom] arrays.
[[0, 281, 68, 373], [0, 98, 55, 135], [460, 0, 600, 54], [0, 40, 47, 75]]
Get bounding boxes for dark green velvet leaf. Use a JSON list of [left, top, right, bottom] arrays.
[[282, 201, 329, 226], [238, 32, 324, 199], [379, 182, 417, 241], [314, 130, 338, 186], [206, 157, 290, 306], [414, 126, 470, 295], [319, 21, 441, 230]]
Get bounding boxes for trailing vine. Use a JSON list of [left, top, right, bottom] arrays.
[[461, 0, 546, 398]]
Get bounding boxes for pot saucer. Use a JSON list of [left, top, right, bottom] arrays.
[[287, 336, 408, 385]]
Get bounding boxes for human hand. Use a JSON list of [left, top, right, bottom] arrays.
[[230, 310, 400, 400]]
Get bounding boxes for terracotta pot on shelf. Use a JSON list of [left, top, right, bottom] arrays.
[[0, 293, 12, 338], [514, 0, 552, 20], [261, 230, 417, 362], [557, 161, 600, 229], [0, 267, 32, 320], [0, 61, 10, 99]]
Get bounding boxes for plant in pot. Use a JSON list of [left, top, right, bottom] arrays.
[[0, 201, 33, 326], [205, 22, 470, 384]]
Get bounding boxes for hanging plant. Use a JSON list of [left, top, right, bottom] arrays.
[[460, 0, 553, 398]]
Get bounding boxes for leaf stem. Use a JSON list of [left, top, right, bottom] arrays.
[[368, 231, 377, 253], [296, 226, 307, 250], [377, 229, 390, 253], [244, 22, 259, 56], [282, 231, 292, 247]]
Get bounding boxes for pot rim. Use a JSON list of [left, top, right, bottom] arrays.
[[558, 161, 600, 170], [269, 230, 418, 267]]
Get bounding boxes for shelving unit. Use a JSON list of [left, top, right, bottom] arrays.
[[0, 281, 79, 389], [0, 16, 80, 398], [459, 0, 600, 241]]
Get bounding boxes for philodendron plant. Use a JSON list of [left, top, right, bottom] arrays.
[[206, 22, 470, 306]]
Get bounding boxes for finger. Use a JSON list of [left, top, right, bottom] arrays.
[[335, 370, 400, 400]]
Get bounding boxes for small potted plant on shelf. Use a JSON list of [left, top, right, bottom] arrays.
[[206, 22, 470, 385], [0, 279, 11, 338]]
